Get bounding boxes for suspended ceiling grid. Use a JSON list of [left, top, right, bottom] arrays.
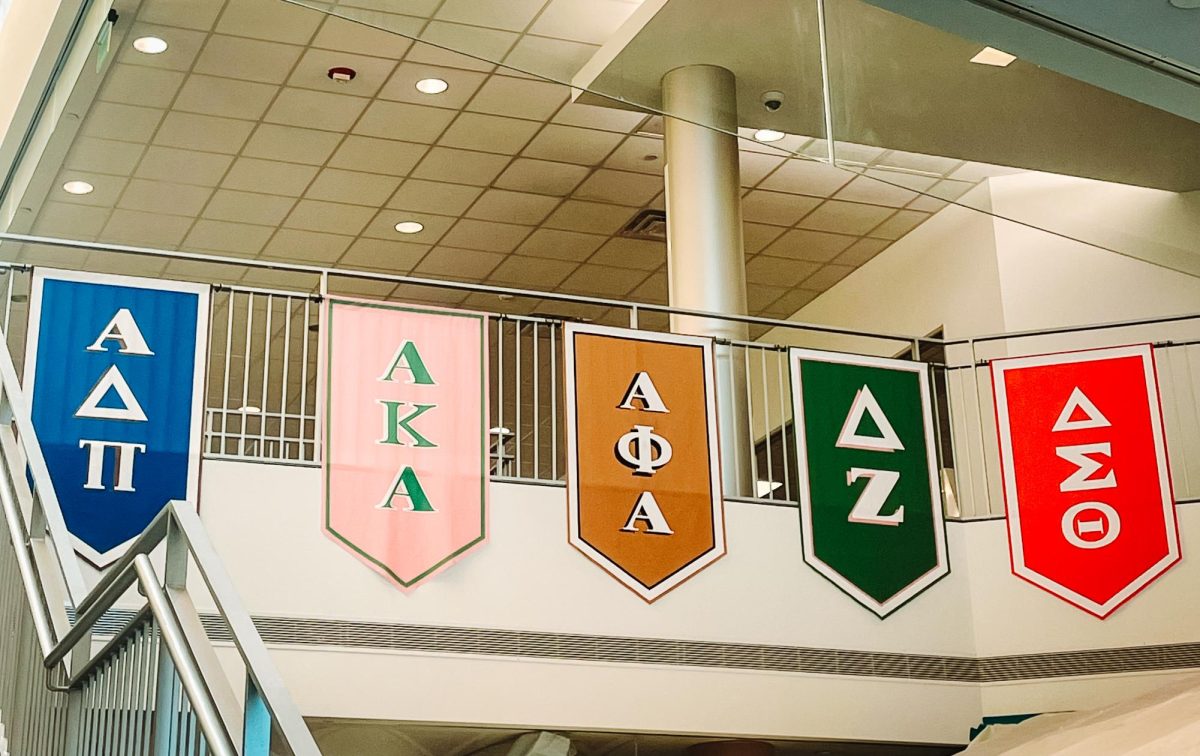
[[7, 0, 1007, 330]]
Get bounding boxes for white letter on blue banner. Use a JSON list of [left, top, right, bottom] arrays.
[[25, 270, 209, 566]]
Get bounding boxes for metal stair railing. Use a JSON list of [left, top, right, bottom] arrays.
[[0, 329, 320, 755]]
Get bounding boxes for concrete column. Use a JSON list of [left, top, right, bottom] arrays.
[[661, 64, 752, 496]]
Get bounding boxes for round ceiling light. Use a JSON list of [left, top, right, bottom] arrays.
[[132, 36, 168, 54], [414, 78, 449, 95], [62, 180, 94, 195], [753, 129, 786, 143], [394, 221, 424, 234]]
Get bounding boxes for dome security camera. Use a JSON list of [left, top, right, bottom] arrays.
[[761, 90, 784, 112]]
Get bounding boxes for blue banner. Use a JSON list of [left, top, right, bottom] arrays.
[[26, 270, 209, 566]]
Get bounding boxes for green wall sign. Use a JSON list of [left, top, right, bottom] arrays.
[[790, 349, 949, 618]]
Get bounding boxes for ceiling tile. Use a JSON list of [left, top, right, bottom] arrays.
[[603, 135, 664, 175], [438, 112, 540, 155], [744, 255, 821, 287], [265, 88, 369, 133], [553, 103, 646, 134], [833, 237, 891, 267], [515, 228, 605, 261], [802, 264, 855, 291], [242, 124, 343, 165], [222, 158, 319, 195], [203, 189, 296, 225], [415, 21, 518, 64], [360, 210, 455, 243], [929, 178, 977, 201], [340, 0, 441, 17], [98, 64, 184, 109], [465, 189, 559, 225], [173, 74, 278, 120], [311, 14, 418, 59], [767, 288, 820, 317], [530, 0, 639, 44], [413, 246, 505, 278], [137, 0, 223, 30], [115, 23, 207, 71], [102, 209, 192, 246], [354, 100, 456, 143], [117, 178, 211, 216], [467, 76, 568, 121], [629, 271, 667, 303], [411, 147, 509, 186], [586, 238, 664, 271], [377, 63, 488, 109], [215, 0, 323, 44], [573, 169, 661, 206], [306, 168, 400, 206], [742, 222, 785, 253], [261, 229, 354, 263], [759, 158, 854, 197], [283, 200, 376, 235], [502, 36, 598, 82], [559, 264, 646, 297], [434, 0, 545, 31], [868, 209, 931, 240], [439, 219, 532, 253], [81, 103, 164, 143], [494, 158, 589, 195], [328, 278, 397, 300], [53, 171, 126, 207], [184, 219, 274, 255], [763, 228, 857, 262], [83, 254, 169, 278], [906, 194, 949, 213], [488, 256, 578, 288], [193, 35, 303, 84], [237, 266, 322, 291], [881, 150, 961, 175], [339, 238, 430, 273], [865, 167, 940, 192], [153, 112, 254, 154], [31, 202, 111, 238], [740, 190, 820, 226], [329, 136, 427, 175], [833, 174, 920, 208], [135, 146, 232, 186], [388, 179, 483, 216], [287, 48, 397, 99], [543, 200, 633, 234], [162, 259, 245, 287], [739, 152, 786, 187], [522, 125, 623, 165], [798, 200, 894, 235], [747, 284, 788, 314], [65, 137, 144, 176]]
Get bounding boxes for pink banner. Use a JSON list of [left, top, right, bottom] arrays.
[[322, 298, 488, 589]]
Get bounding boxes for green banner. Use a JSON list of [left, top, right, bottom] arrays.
[[790, 349, 949, 617]]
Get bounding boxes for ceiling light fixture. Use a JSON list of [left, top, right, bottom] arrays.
[[970, 47, 1016, 67], [394, 221, 424, 234], [132, 36, 168, 54], [415, 78, 449, 95], [62, 180, 94, 195], [327, 66, 357, 83], [753, 129, 786, 143]]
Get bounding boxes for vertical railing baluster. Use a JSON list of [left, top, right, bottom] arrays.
[[532, 321, 540, 479], [515, 320, 523, 478], [221, 292, 234, 457], [776, 347, 792, 502], [280, 297, 292, 461], [760, 347, 774, 498], [550, 322, 558, 481], [259, 295, 273, 456]]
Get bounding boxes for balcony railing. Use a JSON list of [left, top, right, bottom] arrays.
[[2, 233, 1199, 521]]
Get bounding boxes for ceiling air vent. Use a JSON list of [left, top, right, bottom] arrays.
[[618, 209, 667, 241]]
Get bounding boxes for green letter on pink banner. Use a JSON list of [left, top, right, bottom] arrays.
[[322, 299, 488, 589]]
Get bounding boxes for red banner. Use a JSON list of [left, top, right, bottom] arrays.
[[992, 344, 1178, 618]]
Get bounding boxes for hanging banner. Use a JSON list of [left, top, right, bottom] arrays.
[[790, 349, 948, 618], [564, 323, 724, 603], [322, 298, 487, 590], [992, 344, 1178, 618], [25, 269, 209, 567]]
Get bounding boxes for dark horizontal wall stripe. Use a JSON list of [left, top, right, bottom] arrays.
[[82, 609, 1200, 683]]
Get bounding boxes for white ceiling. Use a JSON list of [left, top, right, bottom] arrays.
[[11, 0, 1017, 329]]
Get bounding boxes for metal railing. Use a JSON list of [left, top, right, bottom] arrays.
[[0, 320, 319, 754]]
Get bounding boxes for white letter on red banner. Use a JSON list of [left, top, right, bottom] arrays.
[[992, 344, 1179, 618], [322, 299, 488, 589]]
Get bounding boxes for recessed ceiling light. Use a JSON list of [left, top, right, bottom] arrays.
[[62, 180, 94, 195], [753, 129, 786, 143], [132, 36, 168, 54], [415, 78, 449, 95], [970, 47, 1016, 67], [394, 221, 424, 234]]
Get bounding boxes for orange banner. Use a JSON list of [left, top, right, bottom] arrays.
[[565, 324, 725, 602]]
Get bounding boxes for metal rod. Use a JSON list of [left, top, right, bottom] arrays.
[[240, 293, 254, 456], [300, 296, 312, 463], [777, 348, 793, 502], [259, 294, 273, 456], [815, 0, 837, 165], [532, 321, 540, 477], [760, 348, 774, 496], [220, 292, 233, 456], [279, 297, 292, 460], [550, 323, 558, 481]]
